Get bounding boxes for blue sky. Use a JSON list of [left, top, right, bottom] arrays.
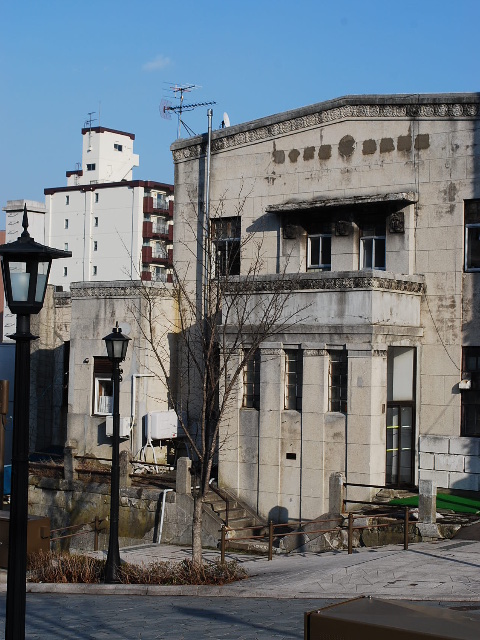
[[1, 0, 480, 230]]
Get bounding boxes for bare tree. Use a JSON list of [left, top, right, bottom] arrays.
[[133, 192, 307, 566]]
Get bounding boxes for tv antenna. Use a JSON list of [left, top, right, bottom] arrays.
[[160, 83, 215, 138]]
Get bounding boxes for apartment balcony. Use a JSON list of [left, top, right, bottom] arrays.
[[141, 246, 173, 266], [142, 220, 173, 240], [143, 195, 173, 216], [224, 271, 425, 331]]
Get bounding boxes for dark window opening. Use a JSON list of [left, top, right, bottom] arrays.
[[243, 349, 260, 409], [212, 217, 241, 276], [329, 350, 348, 413], [284, 349, 303, 411], [462, 346, 480, 436]]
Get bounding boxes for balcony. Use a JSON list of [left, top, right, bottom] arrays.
[[225, 271, 425, 331], [143, 220, 173, 240], [143, 195, 171, 214], [142, 245, 173, 266]]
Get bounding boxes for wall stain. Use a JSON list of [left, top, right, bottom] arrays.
[[303, 146, 315, 161], [414, 134, 430, 150], [442, 182, 457, 203], [397, 134, 412, 152], [362, 139, 377, 155], [339, 135, 355, 157], [272, 142, 285, 164], [380, 138, 395, 153], [318, 144, 332, 160], [288, 149, 300, 163], [265, 171, 276, 185]]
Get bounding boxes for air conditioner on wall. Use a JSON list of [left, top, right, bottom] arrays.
[[145, 410, 178, 441], [106, 416, 131, 438]]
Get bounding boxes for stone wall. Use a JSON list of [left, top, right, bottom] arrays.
[[419, 435, 480, 491]]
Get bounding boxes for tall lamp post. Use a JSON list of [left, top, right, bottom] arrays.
[[103, 322, 130, 583], [0, 205, 71, 640]]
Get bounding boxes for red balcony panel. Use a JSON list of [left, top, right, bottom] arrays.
[[167, 273, 173, 283], [143, 221, 153, 239], [168, 200, 174, 218], [168, 248, 173, 264], [151, 256, 168, 265], [142, 246, 152, 263], [143, 196, 153, 214], [168, 224, 173, 241], [141, 270, 152, 281]]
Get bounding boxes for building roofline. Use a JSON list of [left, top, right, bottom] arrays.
[[171, 92, 480, 158], [44, 180, 174, 196], [81, 126, 135, 140]]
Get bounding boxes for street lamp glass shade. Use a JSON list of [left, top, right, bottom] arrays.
[[103, 325, 130, 362], [8, 260, 50, 304]]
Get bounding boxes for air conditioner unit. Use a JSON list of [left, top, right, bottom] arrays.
[[106, 416, 131, 438], [145, 410, 178, 440]]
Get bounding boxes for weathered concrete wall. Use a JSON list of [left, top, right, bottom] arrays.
[[171, 94, 480, 519], [419, 435, 480, 491]]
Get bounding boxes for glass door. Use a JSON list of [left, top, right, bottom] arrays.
[[386, 404, 414, 485]]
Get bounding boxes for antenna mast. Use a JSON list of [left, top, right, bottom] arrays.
[[160, 84, 215, 138]]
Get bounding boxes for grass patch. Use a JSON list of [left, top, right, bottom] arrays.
[[390, 493, 480, 514], [27, 550, 247, 585]]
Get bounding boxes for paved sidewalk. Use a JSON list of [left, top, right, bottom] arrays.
[[11, 538, 480, 601]]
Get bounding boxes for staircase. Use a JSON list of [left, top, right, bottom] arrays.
[[204, 486, 269, 553]]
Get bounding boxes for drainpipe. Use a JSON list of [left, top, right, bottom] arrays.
[[131, 373, 155, 456], [203, 109, 213, 321], [157, 488, 174, 544]]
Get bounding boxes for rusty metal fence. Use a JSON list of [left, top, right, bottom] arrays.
[[49, 516, 107, 551], [219, 507, 412, 563]]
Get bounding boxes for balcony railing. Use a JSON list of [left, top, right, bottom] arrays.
[[153, 220, 169, 235]]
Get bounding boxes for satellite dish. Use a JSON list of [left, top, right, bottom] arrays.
[[223, 112, 230, 128]]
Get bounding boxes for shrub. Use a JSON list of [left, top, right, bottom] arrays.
[[27, 551, 247, 585]]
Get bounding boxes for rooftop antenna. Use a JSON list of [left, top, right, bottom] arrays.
[[84, 112, 97, 151], [160, 83, 215, 138]]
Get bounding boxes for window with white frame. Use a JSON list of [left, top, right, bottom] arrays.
[[212, 217, 241, 276], [465, 201, 480, 271], [328, 350, 348, 413], [284, 349, 303, 411], [93, 357, 113, 415], [86, 163, 96, 171], [307, 233, 331, 270], [151, 265, 166, 282], [64, 243, 69, 251], [243, 349, 260, 409], [360, 223, 385, 270], [114, 143, 123, 152], [92, 265, 97, 276]]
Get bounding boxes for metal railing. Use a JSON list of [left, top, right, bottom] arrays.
[[49, 516, 107, 551], [209, 480, 230, 526], [219, 507, 413, 563]]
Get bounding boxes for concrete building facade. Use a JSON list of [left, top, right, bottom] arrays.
[[171, 93, 480, 522]]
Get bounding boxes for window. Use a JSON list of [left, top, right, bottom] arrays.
[[94, 217, 99, 227], [284, 349, 303, 411], [329, 350, 348, 413], [95, 193, 99, 203], [212, 217, 241, 276], [243, 349, 260, 409], [307, 234, 331, 270], [92, 266, 97, 276], [93, 357, 113, 415], [461, 347, 480, 436], [63, 267, 68, 277], [114, 143, 123, 152], [465, 201, 480, 271], [86, 163, 96, 171], [360, 223, 385, 270], [151, 265, 166, 282], [64, 219, 69, 229], [66, 195, 70, 205], [64, 243, 69, 251], [93, 241, 98, 251]]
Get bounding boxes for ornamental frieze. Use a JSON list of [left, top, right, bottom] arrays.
[[172, 102, 479, 162], [226, 276, 425, 295]]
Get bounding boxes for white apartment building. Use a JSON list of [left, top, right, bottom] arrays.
[[44, 126, 174, 289]]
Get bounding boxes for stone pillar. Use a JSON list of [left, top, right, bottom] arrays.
[[329, 472, 345, 515], [176, 457, 192, 495], [119, 450, 131, 488], [258, 345, 283, 521], [419, 478, 436, 524], [63, 440, 78, 482]]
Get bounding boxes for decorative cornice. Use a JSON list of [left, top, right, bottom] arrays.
[[172, 99, 480, 162], [69, 281, 172, 300], [260, 348, 283, 356], [372, 349, 388, 357], [227, 274, 425, 295]]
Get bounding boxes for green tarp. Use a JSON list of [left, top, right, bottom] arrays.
[[390, 493, 480, 514]]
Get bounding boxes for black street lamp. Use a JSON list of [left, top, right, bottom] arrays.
[[103, 322, 130, 583], [0, 205, 71, 640]]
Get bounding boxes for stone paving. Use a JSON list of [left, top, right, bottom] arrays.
[[12, 537, 480, 601]]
